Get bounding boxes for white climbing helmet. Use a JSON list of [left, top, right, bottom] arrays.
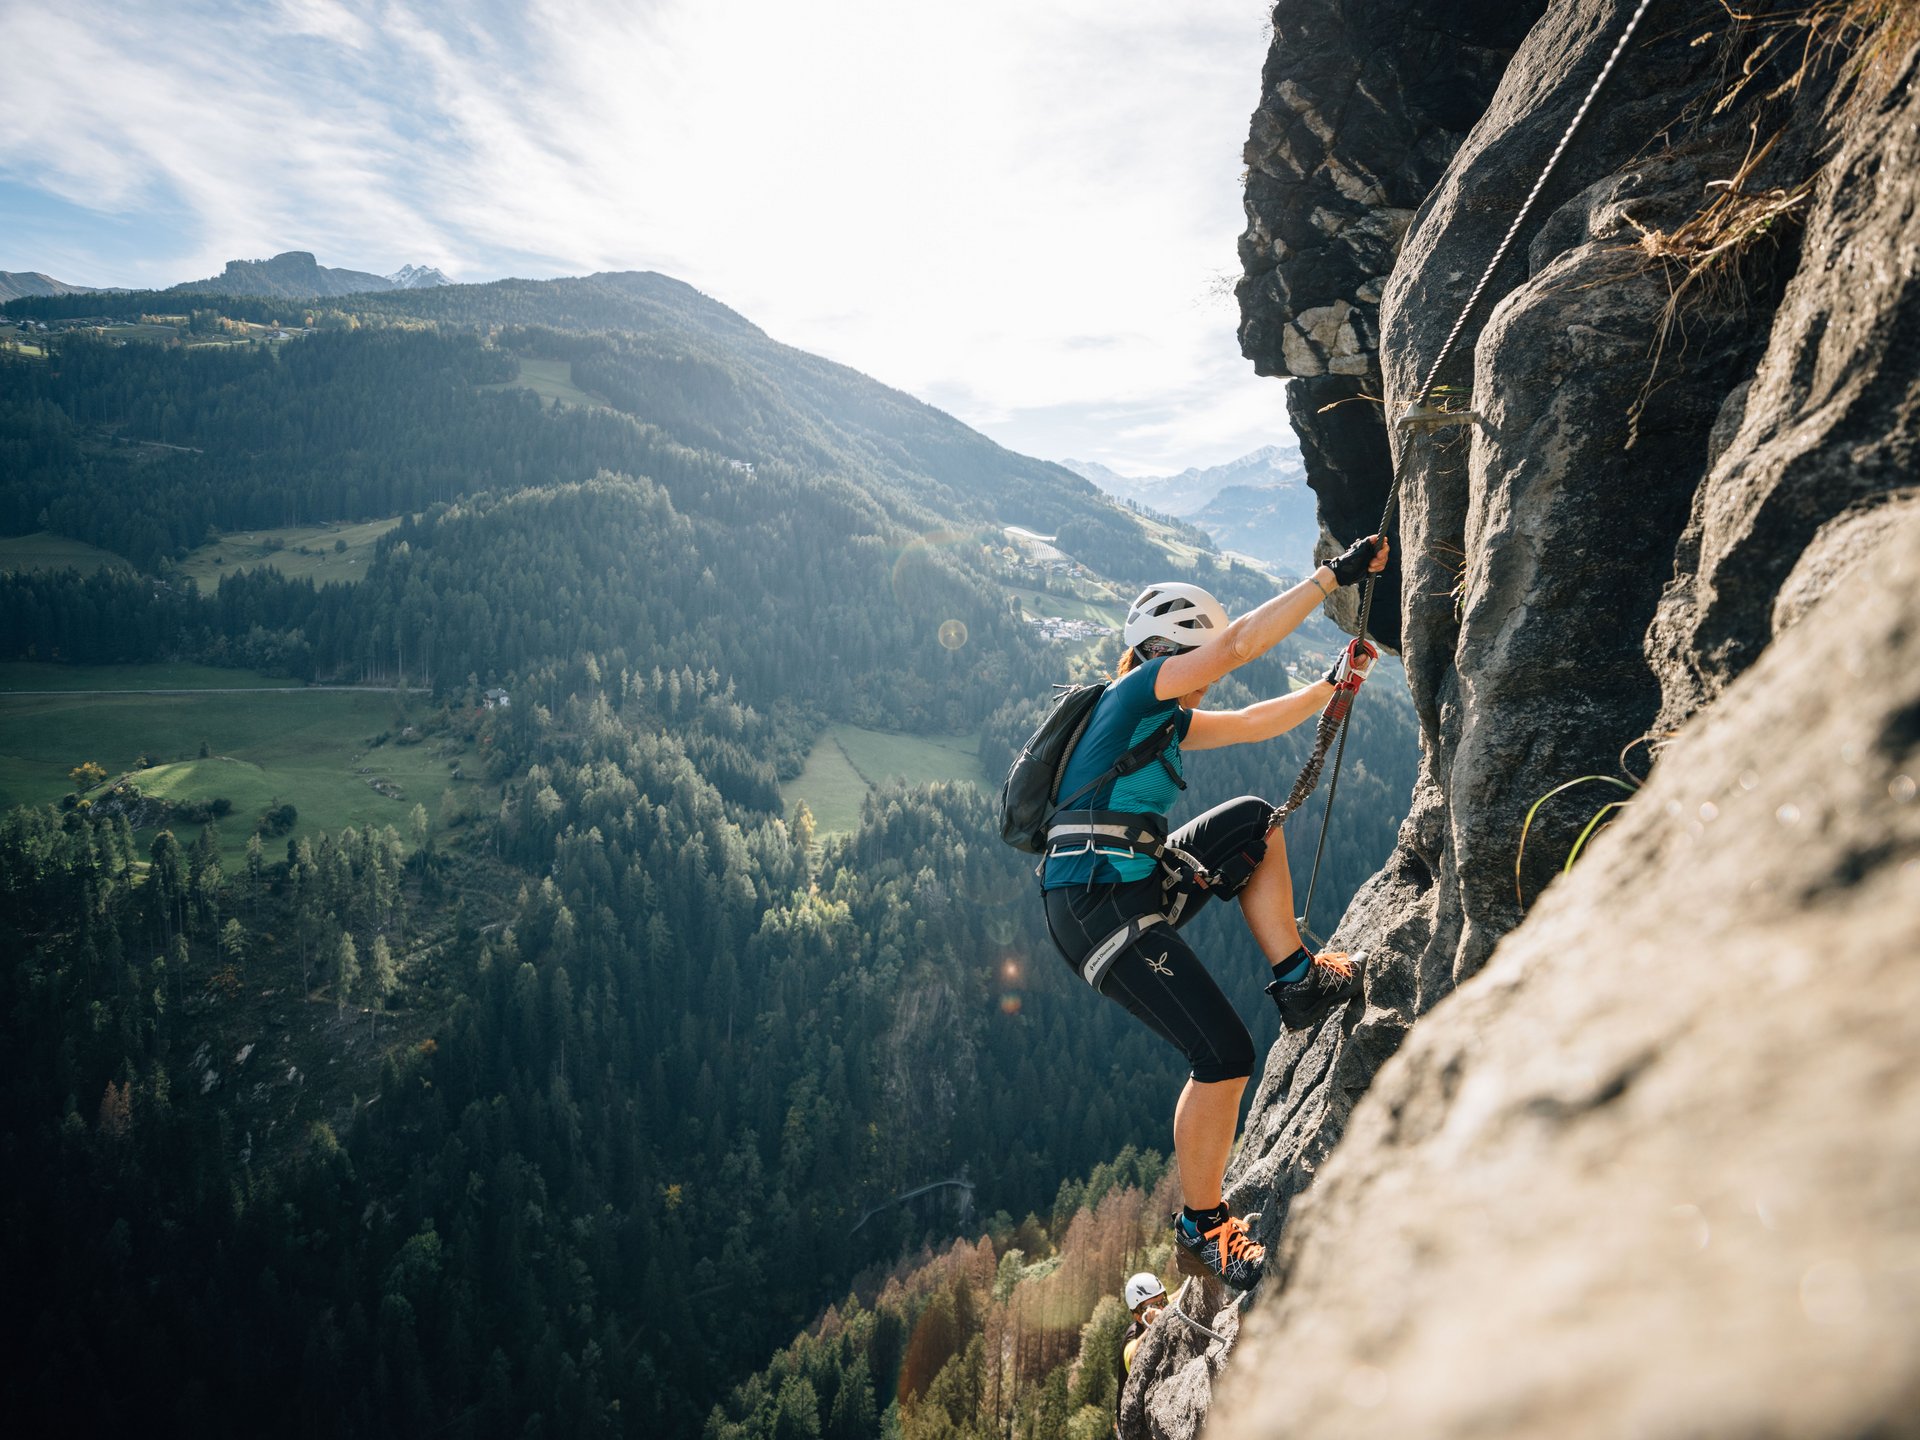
[[1123, 582, 1229, 656], [1124, 1272, 1167, 1310]]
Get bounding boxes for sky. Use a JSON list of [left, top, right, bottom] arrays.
[[0, 0, 1295, 475]]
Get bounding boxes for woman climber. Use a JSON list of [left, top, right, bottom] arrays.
[[1038, 534, 1389, 1289]]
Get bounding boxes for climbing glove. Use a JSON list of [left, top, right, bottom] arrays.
[[1327, 534, 1385, 587], [1322, 638, 1379, 689]]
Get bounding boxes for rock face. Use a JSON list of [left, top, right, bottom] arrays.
[[1122, 2, 1920, 1434], [1237, 0, 1548, 650], [1214, 509, 1920, 1437]]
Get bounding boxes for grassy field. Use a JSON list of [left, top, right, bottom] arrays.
[[0, 325, 49, 357], [0, 531, 133, 576], [0, 661, 301, 692], [0, 319, 287, 356], [1134, 513, 1214, 568], [780, 724, 984, 835], [96, 323, 186, 343], [479, 357, 607, 410], [179, 516, 403, 589], [1011, 587, 1122, 626], [0, 680, 480, 864]]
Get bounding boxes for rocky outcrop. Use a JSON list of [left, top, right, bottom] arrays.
[[167, 251, 441, 299], [1237, 0, 1542, 388], [1123, 2, 1920, 1434], [1237, 0, 1548, 650]]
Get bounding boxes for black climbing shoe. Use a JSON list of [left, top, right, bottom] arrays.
[[1172, 1210, 1266, 1291], [1266, 951, 1361, 1030]]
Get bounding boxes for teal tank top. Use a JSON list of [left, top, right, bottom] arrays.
[[1040, 656, 1191, 889]]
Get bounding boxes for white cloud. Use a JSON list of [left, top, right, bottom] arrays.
[[0, 0, 1294, 470]]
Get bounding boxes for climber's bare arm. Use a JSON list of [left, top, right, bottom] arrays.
[[1154, 570, 1333, 700], [1183, 683, 1333, 750], [1155, 537, 1389, 701]]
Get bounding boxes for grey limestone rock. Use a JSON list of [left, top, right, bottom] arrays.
[[1647, 49, 1920, 726], [1209, 503, 1920, 1439], [1238, 0, 1545, 651], [1116, 1278, 1239, 1440], [1122, 2, 1920, 1434]]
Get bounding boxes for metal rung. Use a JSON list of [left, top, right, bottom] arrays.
[[1395, 401, 1481, 433]]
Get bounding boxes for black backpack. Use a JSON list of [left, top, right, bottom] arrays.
[[998, 682, 1183, 853]]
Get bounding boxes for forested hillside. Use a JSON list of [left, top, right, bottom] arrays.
[[0, 280, 1415, 1434], [704, 1148, 1180, 1440]]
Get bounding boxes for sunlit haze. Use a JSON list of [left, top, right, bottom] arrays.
[[0, 0, 1292, 474]]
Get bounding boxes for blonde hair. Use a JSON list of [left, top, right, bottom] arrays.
[[1114, 647, 1139, 681]]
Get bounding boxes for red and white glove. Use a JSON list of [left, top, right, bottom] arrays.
[[1324, 638, 1378, 690]]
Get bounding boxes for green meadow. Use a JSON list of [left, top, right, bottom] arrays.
[[780, 724, 984, 835], [0, 661, 301, 692], [478, 357, 607, 410], [179, 516, 404, 589], [0, 674, 481, 864], [96, 322, 187, 343], [1010, 587, 1122, 626], [0, 531, 133, 577], [0, 325, 50, 357]]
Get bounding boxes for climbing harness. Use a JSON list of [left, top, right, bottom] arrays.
[[1063, 839, 1210, 993], [1285, 0, 1657, 945]]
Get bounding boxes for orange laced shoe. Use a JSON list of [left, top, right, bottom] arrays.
[[1266, 949, 1363, 1030], [1172, 1209, 1266, 1290]]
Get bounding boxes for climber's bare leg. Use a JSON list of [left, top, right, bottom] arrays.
[[1239, 822, 1305, 963], [1174, 1074, 1246, 1211]]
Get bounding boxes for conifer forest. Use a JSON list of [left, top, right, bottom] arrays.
[[1, 275, 1415, 1434]]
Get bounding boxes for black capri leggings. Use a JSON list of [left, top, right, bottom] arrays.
[[1043, 795, 1275, 1084]]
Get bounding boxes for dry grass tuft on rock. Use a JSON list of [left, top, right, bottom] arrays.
[[1624, 125, 1815, 441]]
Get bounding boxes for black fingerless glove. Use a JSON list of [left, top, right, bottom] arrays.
[[1327, 535, 1381, 587], [1321, 659, 1341, 688]]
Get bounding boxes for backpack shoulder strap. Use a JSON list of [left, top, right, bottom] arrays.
[[1051, 712, 1184, 816]]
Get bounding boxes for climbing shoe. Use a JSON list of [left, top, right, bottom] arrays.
[[1172, 1209, 1266, 1290], [1266, 951, 1361, 1030]]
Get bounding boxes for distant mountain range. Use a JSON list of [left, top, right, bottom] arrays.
[[1192, 481, 1324, 577], [0, 271, 97, 303], [2, 251, 451, 303], [1061, 444, 1305, 515], [1062, 444, 1321, 574], [167, 251, 449, 298]]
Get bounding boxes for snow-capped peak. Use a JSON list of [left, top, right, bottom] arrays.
[[386, 264, 450, 289]]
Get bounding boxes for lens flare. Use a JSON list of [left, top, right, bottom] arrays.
[[938, 619, 968, 650], [890, 530, 976, 612]]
